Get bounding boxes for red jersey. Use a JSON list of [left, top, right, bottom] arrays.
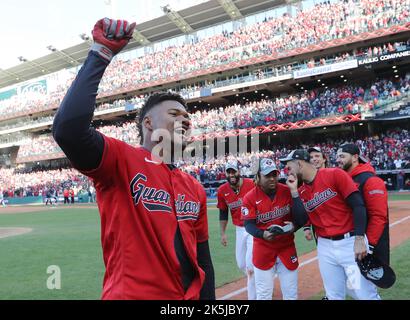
[[349, 163, 388, 246], [298, 168, 358, 238], [241, 183, 298, 271], [217, 178, 255, 227], [81, 136, 208, 300]]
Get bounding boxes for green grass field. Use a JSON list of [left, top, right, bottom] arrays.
[[0, 193, 408, 299], [387, 193, 410, 201]]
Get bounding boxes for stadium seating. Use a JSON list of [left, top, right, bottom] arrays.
[[0, 0, 409, 120], [2, 128, 408, 197]]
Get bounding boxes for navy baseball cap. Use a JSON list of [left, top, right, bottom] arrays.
[[259, 158, 279, 176], [225, 161, 239, 172], [357, 254, 396, 289], [338, 143, 368, 163], [279, 149, 310, 164]]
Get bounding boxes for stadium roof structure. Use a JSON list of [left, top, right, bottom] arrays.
[[0, 0, 290, 89]]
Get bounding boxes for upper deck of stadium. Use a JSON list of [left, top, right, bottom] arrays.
[[0, 0, 296, 89]]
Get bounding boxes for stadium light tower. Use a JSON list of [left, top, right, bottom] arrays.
[[46, 45, 57, 52], [79, 33, 93, 46], [18, 56, 51, 74], [79, 33, 90, 41], [161, 4, 171, 14], [161, 4, 193, 33], [46, 45, 79, 67]]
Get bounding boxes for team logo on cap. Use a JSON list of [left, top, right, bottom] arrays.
[[265, 159, 273, 166], [367, 267, 384, 280]]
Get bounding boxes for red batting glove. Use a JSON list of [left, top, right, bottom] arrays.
[[91, 18, 136, 62]]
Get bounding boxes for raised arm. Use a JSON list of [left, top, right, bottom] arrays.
[[52, 18, 136, 170]]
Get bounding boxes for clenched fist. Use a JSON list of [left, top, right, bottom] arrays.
[[91, 18, 136, 61]]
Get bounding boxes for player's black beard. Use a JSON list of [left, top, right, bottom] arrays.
[[261, 184, 276, 196], [343, 160, 353, 171], [228, 176, 239, 186]]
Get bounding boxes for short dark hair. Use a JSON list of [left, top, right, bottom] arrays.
[[137, 92, 187, 144]]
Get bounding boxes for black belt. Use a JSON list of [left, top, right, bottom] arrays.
[[321, 231, 354, 241]]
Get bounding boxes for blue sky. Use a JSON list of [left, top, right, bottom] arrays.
[[0, 0, 204, 70]]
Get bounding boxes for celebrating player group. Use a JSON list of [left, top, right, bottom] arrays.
[[53, 17, 394, 301]]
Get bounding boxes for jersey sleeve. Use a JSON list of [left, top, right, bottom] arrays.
[[78, 134, 120, 186], [195, 183, 209, 243], [216, 186, 228, 211], [241, 192, 256, 221], [333, 168, 359, 199], [363, 176, 388, 246]]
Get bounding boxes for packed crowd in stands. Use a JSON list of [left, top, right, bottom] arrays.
[[2, 128, 408, 197], [191, 74, 410, 133], [0, 167, 91, 198], [1, 37, 409, 130], [17, 136, 63, 159], [176, 129, 410, 182], [0, 0, 409, 121], [9, 72, 410, 159], [98, 0, 410, 94], [15, 122, 140, 160]]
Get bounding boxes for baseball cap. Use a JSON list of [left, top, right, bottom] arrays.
[[308, 146, 322, 154], [279, 149, 310, 164], [357, 254, 396, 289], [259, 158, 279, 176], [338, 143, 368, 163], [225, 161, 239, 172]]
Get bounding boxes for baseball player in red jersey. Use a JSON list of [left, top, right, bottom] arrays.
[[241, 158, 298, 300], [303, 146, 328, 242], [53, 18, 215, 300], [281, 149, 380, 300], [337, 143, 390, 298], [217, 161, 256, 299]]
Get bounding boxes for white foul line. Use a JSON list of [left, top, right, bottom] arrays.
[[218, 214, 410, 300], [389, 215, 410, 227]]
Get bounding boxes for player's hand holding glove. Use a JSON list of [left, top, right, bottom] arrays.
[[264, 222, 294, 241], [91, 18, 136, 62]]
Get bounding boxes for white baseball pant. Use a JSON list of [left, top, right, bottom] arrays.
[[317, 235, 381, 300], [254, 257, 298, 300], [235, 226, 256, 300]]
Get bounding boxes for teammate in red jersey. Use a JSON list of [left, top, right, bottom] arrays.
[[281, 149, 380, 300], [337, 143, 389, 263], [52, 18, 215, 300], [304, 146, 328, 242], [337, 143, 390, 298], [217, 161, 256, 299], [241, 158, 298, 300]]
